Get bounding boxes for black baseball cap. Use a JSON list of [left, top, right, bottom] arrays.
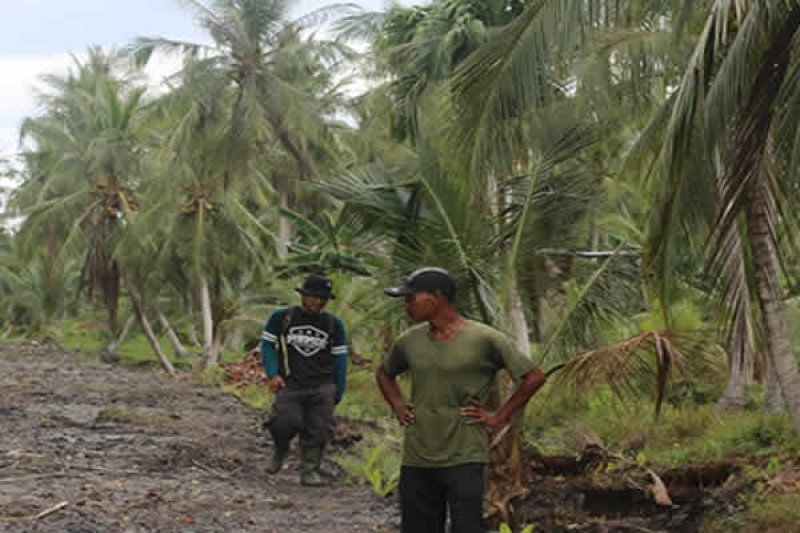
[[384, 267, 456, 300], [296, 275, 336, 299]]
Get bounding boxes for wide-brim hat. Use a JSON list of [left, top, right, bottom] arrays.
[[296, 274, 336, 300]]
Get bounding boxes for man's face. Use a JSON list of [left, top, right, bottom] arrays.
[[404, 291, 440, 322], [301, 294, 328, 313]]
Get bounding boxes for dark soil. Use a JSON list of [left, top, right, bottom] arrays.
[[512, 448, 747, 532], [0, 340, 754, 533], [0, 340, 397, 532]]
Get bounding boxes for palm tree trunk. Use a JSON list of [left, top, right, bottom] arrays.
[[718, 356, 750, 411], [529, 260, 545, 343], [509, 285, 531, 358], [105, 260, 120, 335], [199, 278, 219, 368], [745, 184, 800, 433], [486, 281, 531, 526], [188, 322, 200, 347], [186, 292, 201, 347], [224, 328, 243, 352], [275, 172, 291, 258], [121, 269, 175, 376], [764, 359, 785, 413], [106, 314, 136, 353], [158, 311, 191, 359]]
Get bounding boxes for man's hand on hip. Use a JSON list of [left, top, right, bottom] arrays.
[[460, 400, 506, 430]]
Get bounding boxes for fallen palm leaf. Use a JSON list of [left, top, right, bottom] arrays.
[[647, 468, 673, 506]]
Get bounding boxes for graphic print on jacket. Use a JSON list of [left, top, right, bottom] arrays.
[[287, 325, 329, 357]]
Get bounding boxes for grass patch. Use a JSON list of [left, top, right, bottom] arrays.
[[199, 364, 227, 385], [522, 384, 800, 468], [702, 492, 800, 533], [336, 367, 392, 421], [57, 319, 108, 352], [642, 411, 799, 466], [226, 383, 273, 410], [743, 492, 800, 531]]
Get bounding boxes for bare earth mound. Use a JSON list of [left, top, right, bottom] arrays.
[[0, 341, 397, 532]]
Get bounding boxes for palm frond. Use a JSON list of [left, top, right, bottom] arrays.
[[333, 9, 386, 42], [541, 241, 642, 364], [556, 330, 724, 418]]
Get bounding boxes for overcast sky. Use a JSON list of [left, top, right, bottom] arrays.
[[0, 0, 406, 159]]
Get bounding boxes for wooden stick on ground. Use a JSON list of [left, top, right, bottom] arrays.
[[0, 500, 69, 522], [33, 501, 69, 520]]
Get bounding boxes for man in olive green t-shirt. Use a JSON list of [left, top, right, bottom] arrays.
[[377, 267, 546, 533]]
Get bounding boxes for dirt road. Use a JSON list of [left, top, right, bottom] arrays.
[[0, 341, 397, 532]]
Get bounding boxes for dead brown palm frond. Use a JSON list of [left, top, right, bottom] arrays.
[[554, 330, 724, 418]]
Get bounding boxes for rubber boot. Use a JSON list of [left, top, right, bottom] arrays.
[[266, 446, 288, 474], [300, 447, 327, 486]]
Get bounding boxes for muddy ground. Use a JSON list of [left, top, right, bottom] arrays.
[[0, 341, 759, 532], [0, 341, 396, 532]]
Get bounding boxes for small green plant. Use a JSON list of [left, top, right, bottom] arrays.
[[230, 383, 272, 409], [498, 523, 536, 533], [200, 364, 226, 385], [362, 445, 400, 497]]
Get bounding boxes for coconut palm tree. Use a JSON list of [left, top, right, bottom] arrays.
[[131, 0, 351, 257], [129, 0, 353, 367], [10, 48, 148, 336], [643, 0, 800, 431]]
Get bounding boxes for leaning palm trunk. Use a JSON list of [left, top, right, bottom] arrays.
[[745, 183, 800, 432], [105, 314, 136, 354], [121, 269, 175, 376], [158, 311, 191, 359]]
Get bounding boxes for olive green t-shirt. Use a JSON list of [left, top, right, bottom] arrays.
[[383, 320, 535, 467]]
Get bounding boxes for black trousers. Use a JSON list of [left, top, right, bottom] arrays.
[[399, 463, 485, 533], [265, 383, 336, 449]]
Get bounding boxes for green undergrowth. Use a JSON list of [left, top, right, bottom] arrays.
[[337, 417, 403, 497], [48, 319, 242, 370], [702, 492, 800, 532], [523, 383, 800, 468]]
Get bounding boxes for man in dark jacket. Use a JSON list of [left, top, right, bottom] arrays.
[[260, 275, 348, 486]]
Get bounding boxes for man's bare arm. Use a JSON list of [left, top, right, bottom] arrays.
[[459, 368, 546, 429], [376, 366, 415, 426]]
